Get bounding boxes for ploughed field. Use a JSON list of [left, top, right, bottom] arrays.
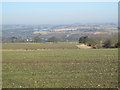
[[2, 43, 118, 88]]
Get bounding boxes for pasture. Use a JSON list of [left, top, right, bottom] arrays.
[[2, 43, 118, 88]]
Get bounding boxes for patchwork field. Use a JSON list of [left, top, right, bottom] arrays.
[[2, 43, 118, 88]]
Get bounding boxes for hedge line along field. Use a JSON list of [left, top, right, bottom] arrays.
[[2, 42, 78, 50], [2, 43, 118, 88]]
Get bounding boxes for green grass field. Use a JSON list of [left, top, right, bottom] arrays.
[[2, 43, 118, 88]]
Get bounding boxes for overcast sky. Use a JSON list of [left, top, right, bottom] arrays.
[[2, 2, 118, 25]]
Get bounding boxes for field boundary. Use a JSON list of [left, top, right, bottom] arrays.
[[1, 49, 51, 51]]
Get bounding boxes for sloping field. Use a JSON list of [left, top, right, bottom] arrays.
[[2, 42, 78, 50], [2, 48, 118, 88]]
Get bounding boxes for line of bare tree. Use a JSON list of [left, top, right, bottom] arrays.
[[79, 33, 120, 48]]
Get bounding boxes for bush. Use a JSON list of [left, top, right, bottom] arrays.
[[102, 39, 111, 48], [47, 36, 58, 42], [79, 36, 88, 44], [115, 42, 120, 48]]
